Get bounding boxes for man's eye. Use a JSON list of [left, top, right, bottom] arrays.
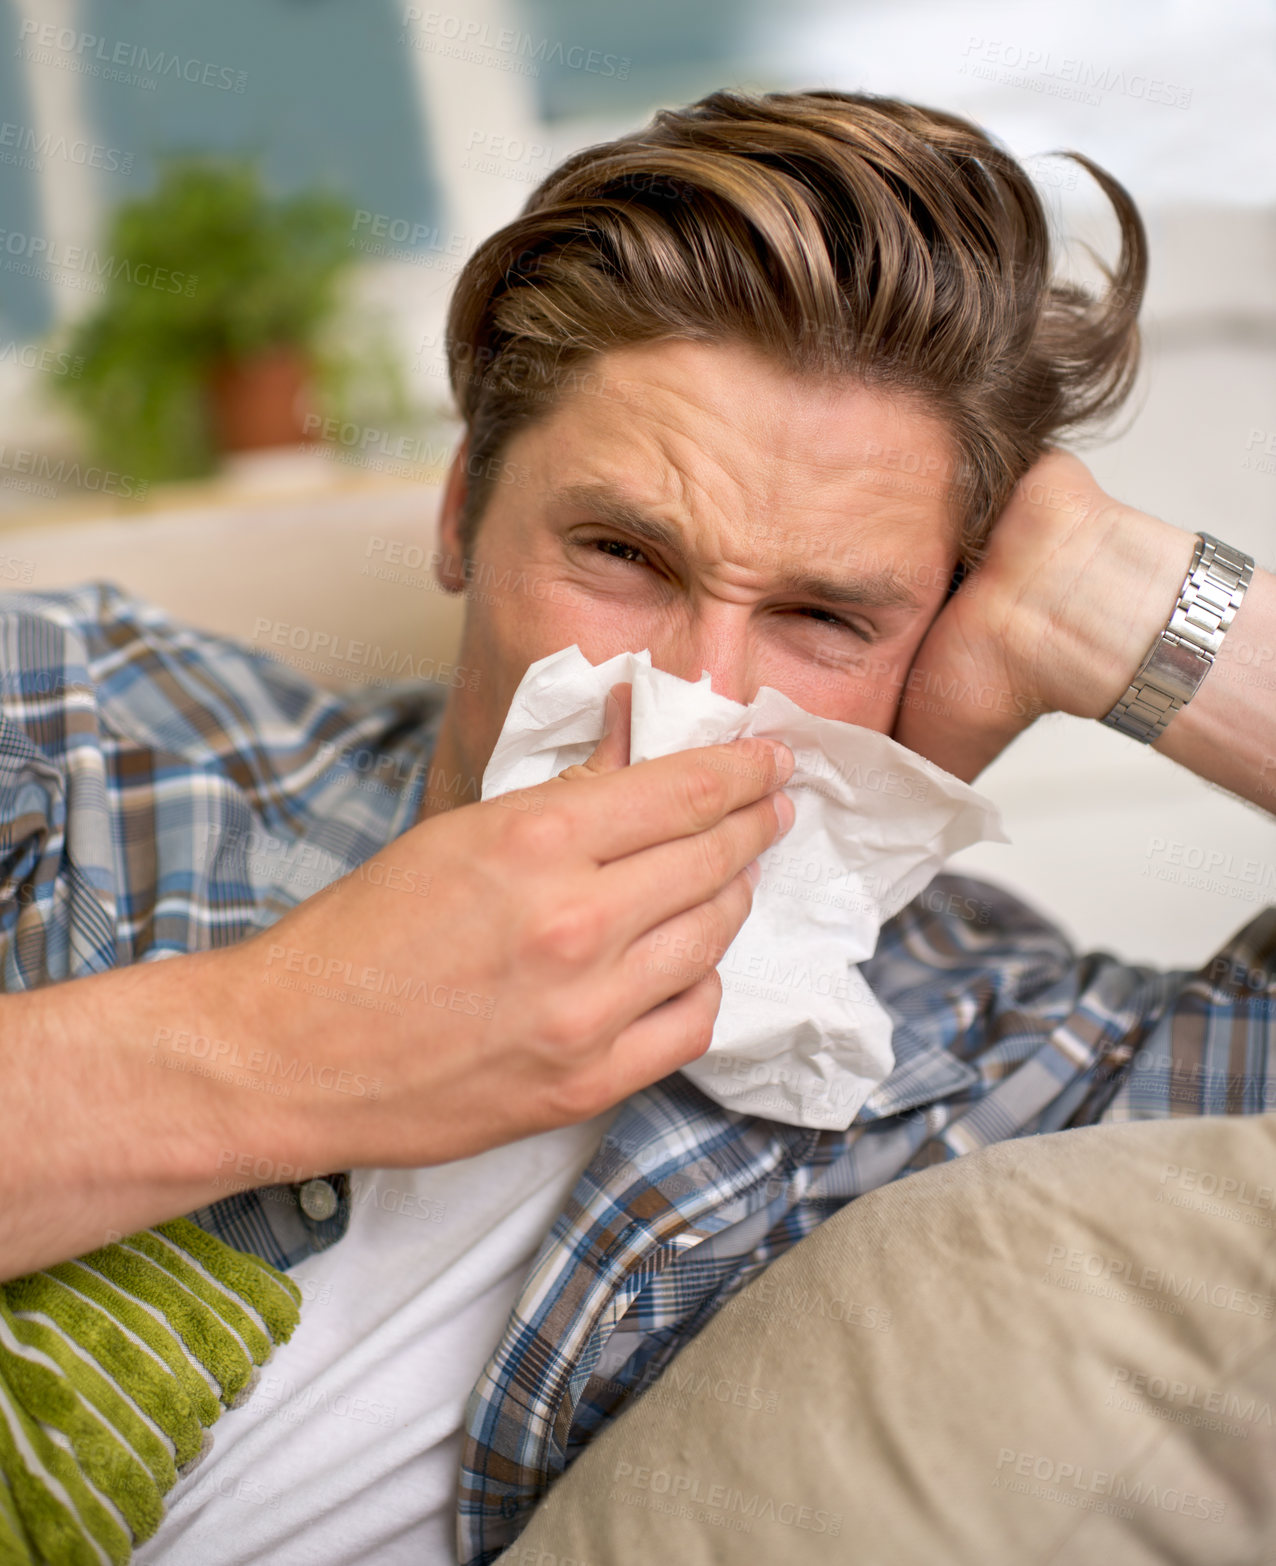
[[592, 537, 649, 564], [795, 606, 872, 641], [581, 540, 871, 642]]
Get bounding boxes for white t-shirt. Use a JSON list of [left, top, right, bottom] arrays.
[[135, 1106, 619, 1566]]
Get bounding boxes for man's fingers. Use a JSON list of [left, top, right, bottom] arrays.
[[598, 788, 788, 951], [613, 860, 755, 1018], [603, 970, 722, 1096], [578, 682, 633, 775], [592, 682, 632, 771], [546, 683, 633, 785], [534, 733, 794, 863]]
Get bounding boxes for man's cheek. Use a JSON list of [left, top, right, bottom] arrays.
[[476, 581, 596, 698], [802, 644, 900, 732]]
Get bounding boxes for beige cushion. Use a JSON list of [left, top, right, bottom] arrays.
[[0, 476, 464, 690], [500, 1115, 1276, 1565]]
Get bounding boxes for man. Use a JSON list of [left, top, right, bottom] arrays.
[[1, 88, 1272, 1565]]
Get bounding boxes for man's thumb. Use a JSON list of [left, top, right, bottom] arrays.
[[581, 681, 632, 774]]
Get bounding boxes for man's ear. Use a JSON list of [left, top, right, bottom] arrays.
[[434, 433, 470, 594]]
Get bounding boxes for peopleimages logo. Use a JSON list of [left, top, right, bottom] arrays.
[[0, 229, 196, 296], [263, 943, 495, 1020], [0, 121, 133, 173], [959, 37, 1192, 108], [153, 1027, 382, 1100], [17, 18, 247, 93], [1108, 1366, 1273, 1429], [994, 1449, 1225, 1522], [609, 1459, 841, 1535], [0, 342, 83, 378], [1044, 1244, 1275, 1318], [403, 8, 631, 80], [0, 444, 148, 498]]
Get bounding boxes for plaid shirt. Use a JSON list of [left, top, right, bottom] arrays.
[[1, 582, 1272, 1566]]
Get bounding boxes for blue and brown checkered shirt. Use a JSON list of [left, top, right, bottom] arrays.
[[1, 582, 1272, 1566]]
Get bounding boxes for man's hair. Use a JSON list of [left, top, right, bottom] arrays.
[[445, 87, 1145, 566]]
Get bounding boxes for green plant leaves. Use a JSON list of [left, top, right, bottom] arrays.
[[52, 156, 356, 481]]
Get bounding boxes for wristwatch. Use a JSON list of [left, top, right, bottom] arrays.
[[1100, 532, 1254, 743]]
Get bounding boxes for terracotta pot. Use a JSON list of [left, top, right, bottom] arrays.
[[208, 346, 317, 453]]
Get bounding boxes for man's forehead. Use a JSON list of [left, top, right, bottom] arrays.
[[574, 337, 955, 464], [536, 345, 958, 557]]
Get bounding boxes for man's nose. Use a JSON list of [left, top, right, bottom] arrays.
[[647, 618, 757, 706]]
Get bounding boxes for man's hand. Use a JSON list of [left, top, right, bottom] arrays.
[[220, 693, 795, 1173], [892, 449, 1195, 781]]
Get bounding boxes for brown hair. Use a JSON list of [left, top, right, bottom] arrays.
[[445, 87, 1145, 567]]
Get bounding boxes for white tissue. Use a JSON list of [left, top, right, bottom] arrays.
[[481, 646, 1009, 1130]]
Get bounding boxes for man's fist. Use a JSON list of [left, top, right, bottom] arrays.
[[892, 449, 1194, 781]]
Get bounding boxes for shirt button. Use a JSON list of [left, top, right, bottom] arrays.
[[298, 1178, 338, 1222]]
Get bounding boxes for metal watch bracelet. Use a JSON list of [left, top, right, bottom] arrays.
[[1100, 532, 1254, 744]]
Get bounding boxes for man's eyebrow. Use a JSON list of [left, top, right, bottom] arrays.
[[548, 480, 922, 611], [772, 567, 920, 611]]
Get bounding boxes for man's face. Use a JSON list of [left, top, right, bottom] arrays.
[[432, 337, 959, 796]]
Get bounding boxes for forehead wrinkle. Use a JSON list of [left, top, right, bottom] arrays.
[[557, 357, 945, 547], [619, 353, 950, 504], [546, 478, 924, 611]]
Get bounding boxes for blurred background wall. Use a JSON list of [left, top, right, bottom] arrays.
[[0, 0, 1271, 969]]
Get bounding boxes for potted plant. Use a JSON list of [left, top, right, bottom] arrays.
[[53, 157, 359, 481]]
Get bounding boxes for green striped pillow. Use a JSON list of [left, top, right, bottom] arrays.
[[0, 1218, 302, 1564]]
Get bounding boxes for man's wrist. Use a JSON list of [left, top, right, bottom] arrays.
[[1019, 505, 1199, 723], [172, 938, 328, 1185], [1101, 534, 1254, 743], [88, 946, 298, 1190]]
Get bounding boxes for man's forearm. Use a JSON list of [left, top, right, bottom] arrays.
[[894, 451, 1276, 810], [0, 946, 309, 1281]]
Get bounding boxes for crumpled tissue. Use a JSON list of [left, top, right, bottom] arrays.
[[481, 645, 1009, 1130]]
